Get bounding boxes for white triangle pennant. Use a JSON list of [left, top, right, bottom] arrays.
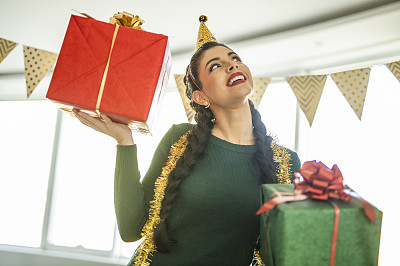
[[174, 74, 195, 122], [250, 77, 271, 109], [23, 45, 58, 98], [331, 68, 370, 120]]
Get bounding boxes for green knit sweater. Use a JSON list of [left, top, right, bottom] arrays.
[[114, 123, 301, 266]]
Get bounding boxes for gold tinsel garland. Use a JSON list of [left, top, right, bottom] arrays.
[[253, 250, 264, 266], [271, 142, 293, 184], [133, 131, 191, 265]]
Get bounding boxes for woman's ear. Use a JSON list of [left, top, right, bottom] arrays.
[[192, 90, 210, 107]]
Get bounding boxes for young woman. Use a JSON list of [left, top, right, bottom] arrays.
[[74, 41, 301, 266]]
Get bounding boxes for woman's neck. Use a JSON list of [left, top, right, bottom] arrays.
[[211, 102, 254, 145]]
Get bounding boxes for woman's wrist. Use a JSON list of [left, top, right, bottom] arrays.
[[116, 134, 134, 146]]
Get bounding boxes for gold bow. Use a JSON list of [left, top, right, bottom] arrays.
[[109, 11, 144, 30]]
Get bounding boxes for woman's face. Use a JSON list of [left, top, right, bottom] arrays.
[[197, 45, 253, 108]]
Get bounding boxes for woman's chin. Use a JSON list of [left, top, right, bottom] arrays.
[[233, 84, 253, 98]]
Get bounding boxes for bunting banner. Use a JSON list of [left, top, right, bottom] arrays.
[[285, 75, 327, 126], [0, 37, 18, 63], [385, 61, 400, 83], [174, 74, 195, 122], [331, 68, 370, 120], [250, 77, 271, 109], [23, 45, 58, 98], [1, 31, 399, 125]]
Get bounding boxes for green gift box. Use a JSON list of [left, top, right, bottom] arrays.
[[259, 184, 382, 266]]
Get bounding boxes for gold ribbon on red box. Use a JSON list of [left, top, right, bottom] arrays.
[[76, 11, 145, 115]]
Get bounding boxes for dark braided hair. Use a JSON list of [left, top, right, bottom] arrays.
[[153, 42, 276, 252], [249, 100, 276, 184]]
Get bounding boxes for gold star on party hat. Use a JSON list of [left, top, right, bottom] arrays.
[[196, 15, 218, 50]]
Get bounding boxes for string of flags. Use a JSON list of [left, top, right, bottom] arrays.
[[174, 63, 399, 126], [1, 36, 399, 126], [0, 37, 57, 98]]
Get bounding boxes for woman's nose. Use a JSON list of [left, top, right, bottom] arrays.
[[227, 63, 238, 72]]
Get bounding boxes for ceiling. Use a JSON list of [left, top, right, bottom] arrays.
[[1, 0, 400, 99]]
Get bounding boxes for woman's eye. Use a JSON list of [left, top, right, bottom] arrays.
[[209, 64, 220, 72], [233, 56, 242, 62]]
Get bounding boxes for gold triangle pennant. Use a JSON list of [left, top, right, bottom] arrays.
[[331, 68, 370, 120], [385, 61, 400, 83], [285, 75, 327, 126], [174, 74, 195, 122], [23, 45, 58, 98], [0, 38, 18, 63], [249, 77, 271, 109]]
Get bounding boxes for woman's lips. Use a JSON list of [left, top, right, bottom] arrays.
[[226, 72, 246, 87]]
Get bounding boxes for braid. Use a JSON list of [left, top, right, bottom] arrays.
[[249, 100, 276, 184], [153, 42, 219, 252], [154, 105, 214, 252]]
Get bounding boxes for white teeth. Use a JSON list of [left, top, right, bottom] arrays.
[[228, 75, 245, 86]]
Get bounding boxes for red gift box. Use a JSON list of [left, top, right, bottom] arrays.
[[46, 14, 171, 134]]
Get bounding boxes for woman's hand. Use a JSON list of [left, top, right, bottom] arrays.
[[73, 108, 134, 145]]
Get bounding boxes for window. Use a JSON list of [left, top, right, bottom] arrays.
[[258, 79, 298, 150], [48, 112, 117, 251], [0, 101, 57, 247]]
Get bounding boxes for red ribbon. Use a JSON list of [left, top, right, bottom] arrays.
[[295, 161, 351, 201], [257, 161, 376, 266]]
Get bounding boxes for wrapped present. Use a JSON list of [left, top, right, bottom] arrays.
[[257, 161, 382, 266], [46, 12, 171, 134]]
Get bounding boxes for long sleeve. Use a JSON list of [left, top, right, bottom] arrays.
[[114, 145, 145, 242], [290, 150, 301, 175], [114, 124, 193, 242]]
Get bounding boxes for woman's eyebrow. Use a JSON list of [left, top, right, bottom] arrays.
[[204, 52, 238, 70], [228, 51, 237, 57], [205, 57, 220, 70]]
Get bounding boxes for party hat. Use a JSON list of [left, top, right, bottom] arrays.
[[196, 15, 218, 50]]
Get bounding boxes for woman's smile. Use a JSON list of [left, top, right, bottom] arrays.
[[226, 72, 247, 87]]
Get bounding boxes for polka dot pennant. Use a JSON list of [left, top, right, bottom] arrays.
[[331, 68, 370, 120], [0, 37, 18, 63], [385, 61, 400, 83], [23, 45, 58, 98], [285, 75, 327, 126], [174, 74, 195, 122], [249, 77, 271, 109]]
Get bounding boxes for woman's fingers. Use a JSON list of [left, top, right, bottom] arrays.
[[100, 113, 112, 123], [74, 111, 110, 136], [100, 113, 114, 130], [100, 113, 133, 143], [72, 109, 133, 145]]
